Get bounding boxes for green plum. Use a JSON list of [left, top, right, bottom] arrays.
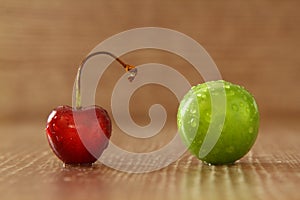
[[177, 80, 259, 165]]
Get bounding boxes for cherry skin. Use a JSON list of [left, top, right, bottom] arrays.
[[45, 51, 136, 165], [46, 105, 111, 165]]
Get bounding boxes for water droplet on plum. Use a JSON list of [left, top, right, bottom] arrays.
[[190, 109, 196, 114], [228, 90, 235, 96], [231, 104, 238, 111], [249, 127, 254, 133], [190, 118, 197, 127]]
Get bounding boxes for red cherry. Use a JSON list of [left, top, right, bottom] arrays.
[[45, 51, 136, 165], [46, 105, 111, 164]]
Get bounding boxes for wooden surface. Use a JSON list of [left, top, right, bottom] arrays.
[[1, 0, 300, 200], [0, 118, 299, 200]]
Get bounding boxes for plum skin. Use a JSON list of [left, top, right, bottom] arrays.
[[177, 80, 259, 165]]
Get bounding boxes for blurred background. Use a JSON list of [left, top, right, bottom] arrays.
[[0, 0, 299, 131]]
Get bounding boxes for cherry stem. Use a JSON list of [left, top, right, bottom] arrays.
[[75, 51, 136, 109]]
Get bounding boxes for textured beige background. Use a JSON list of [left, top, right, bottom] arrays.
[[0, 0, 299, 124]]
